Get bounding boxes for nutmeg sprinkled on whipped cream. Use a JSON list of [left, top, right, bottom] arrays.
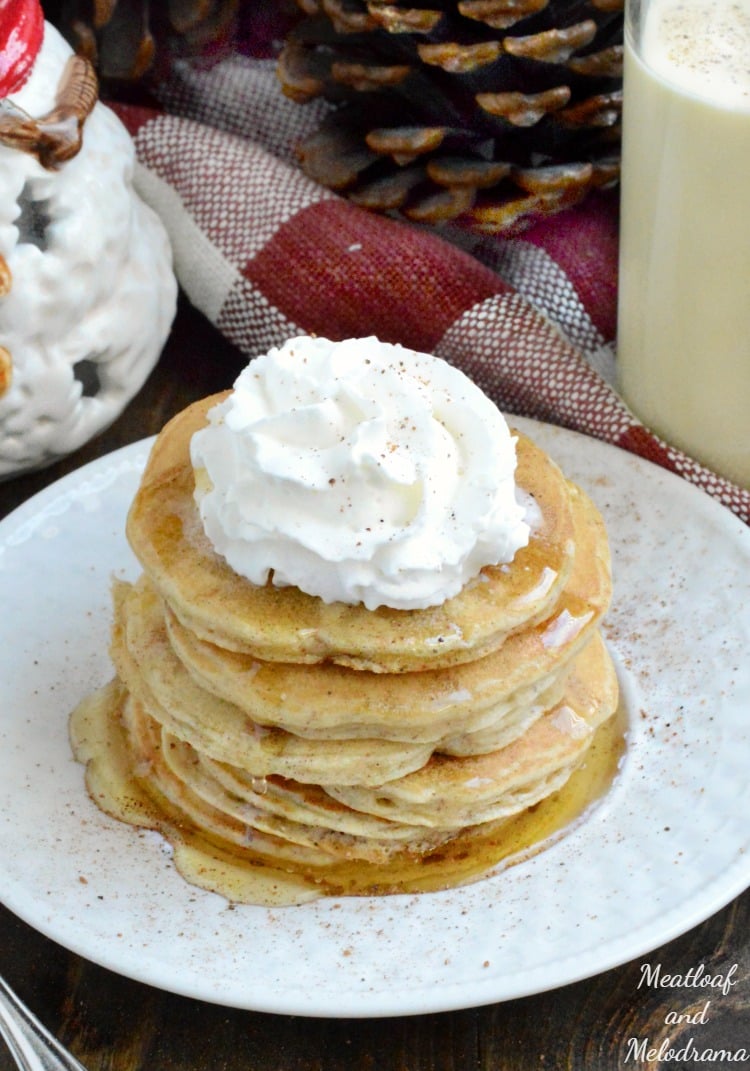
[[190, 336, 530, 610]]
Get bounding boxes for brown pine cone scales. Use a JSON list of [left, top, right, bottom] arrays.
[[45, 0, 239, 85], [278, 0, 623, 232]]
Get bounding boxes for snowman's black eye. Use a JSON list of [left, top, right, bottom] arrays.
[[73, 357, 102, 398], [15, 182, 51, 250]]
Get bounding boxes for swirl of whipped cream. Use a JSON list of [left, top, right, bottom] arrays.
[[190, 336, 530, 611]]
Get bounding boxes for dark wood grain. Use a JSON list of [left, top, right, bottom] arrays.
[[2, 295, 749, 1071]]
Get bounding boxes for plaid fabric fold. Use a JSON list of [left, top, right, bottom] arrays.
[[113, 54, 750, 523]]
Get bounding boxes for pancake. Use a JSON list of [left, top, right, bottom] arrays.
[[126, 394, 577, 672], [123, 695, 448, 865], [111, 577, 436, 786], [73, 630, 617, 872], [325, 632, 618, 830]]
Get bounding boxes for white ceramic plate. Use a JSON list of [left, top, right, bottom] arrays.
[[1, 419, 749, 1018]]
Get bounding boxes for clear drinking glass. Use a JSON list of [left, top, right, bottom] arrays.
[[617, 0, 750, 489]]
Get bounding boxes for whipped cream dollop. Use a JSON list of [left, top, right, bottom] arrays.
[[190, 336, 530, 610]]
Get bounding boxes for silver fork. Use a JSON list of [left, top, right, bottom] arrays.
[[0, 976, 88, 1071]]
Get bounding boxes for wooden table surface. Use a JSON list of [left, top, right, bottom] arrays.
[[1, 296, 748, 1070]]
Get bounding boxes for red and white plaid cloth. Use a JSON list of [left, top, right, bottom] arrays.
[[112, 49, 750, 524]]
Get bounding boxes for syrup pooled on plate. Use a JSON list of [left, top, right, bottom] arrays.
[[70, 676, 625, 906]]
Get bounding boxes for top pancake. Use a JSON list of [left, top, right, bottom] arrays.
[[126, 393, 576, 672]]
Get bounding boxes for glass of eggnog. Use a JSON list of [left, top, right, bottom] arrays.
[[617, 0, 750, 489]]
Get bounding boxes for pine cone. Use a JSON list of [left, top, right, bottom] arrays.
[[45, 0, 239, 86], [278, 0, 623, 233]]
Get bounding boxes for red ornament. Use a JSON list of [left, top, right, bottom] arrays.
[[0, 0, 44, 98]]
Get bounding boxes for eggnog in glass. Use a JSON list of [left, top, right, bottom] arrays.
[[617, 0, 750, 488]]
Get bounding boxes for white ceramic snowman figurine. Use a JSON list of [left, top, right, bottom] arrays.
[[0, 0, 177, 477]]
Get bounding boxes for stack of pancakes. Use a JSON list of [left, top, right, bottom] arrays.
[[71, 393, 618, 902]]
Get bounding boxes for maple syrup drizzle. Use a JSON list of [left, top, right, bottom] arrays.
[[71, 682, 626, 907]]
